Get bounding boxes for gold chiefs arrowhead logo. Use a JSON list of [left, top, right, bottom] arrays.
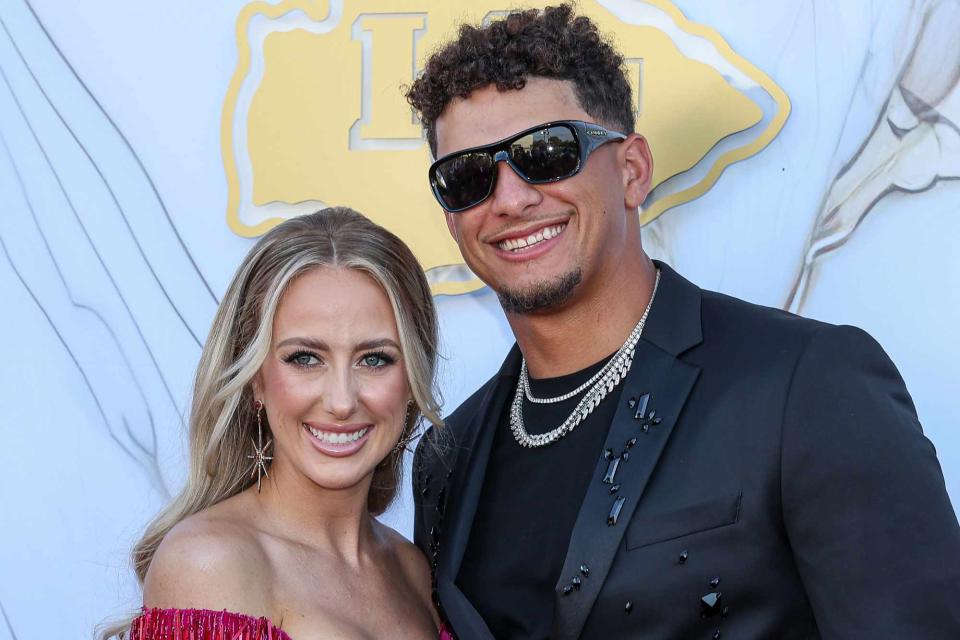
[[222, 0, 790, 295]]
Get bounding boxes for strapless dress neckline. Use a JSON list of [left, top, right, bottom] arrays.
[[130, 607, 453, 640]]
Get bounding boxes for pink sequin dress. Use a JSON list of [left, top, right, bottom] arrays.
[[130, 608, 454, 640]]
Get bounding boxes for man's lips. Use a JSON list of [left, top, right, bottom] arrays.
[[490, 221, 568, 253]]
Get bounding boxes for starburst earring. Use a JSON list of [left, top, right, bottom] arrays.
[[248, 399, 273, 492]]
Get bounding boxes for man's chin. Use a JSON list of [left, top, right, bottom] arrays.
[[495, 269, 583, 315]]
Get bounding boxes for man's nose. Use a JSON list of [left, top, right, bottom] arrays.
[[488, 155, 542, 215]]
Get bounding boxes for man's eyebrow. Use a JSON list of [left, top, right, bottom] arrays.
[[275, 337, 401, 351]]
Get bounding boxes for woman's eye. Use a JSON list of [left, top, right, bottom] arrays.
[[361, 352, 393, 368], [285, 351, 320, 367]]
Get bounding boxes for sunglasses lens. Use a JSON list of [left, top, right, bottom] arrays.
[[433, 152, 495, 211], [510, 125, 580, 182], [431, 124, 587, 211]]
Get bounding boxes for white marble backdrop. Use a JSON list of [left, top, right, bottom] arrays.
[[0, 0, 957, 637]]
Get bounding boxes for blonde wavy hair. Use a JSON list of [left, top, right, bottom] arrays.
[[99, 207, 442, 638]]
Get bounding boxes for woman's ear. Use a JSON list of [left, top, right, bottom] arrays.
[[251, 374, 263, 403], [621, 133, 654, 210]]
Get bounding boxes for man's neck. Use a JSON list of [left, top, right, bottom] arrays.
[[508, 253, 657, 379]]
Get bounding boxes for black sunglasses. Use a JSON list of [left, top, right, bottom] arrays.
[[429, 120, 626, 212]]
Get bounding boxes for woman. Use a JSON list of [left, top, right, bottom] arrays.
[[101, 208, 450, 639]]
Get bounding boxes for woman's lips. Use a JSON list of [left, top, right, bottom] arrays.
[[302, 423, 374, 458]]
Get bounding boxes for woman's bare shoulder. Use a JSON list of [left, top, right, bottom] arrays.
[[377, 523, 440, 628], [376, 522, 433, 601], [143, 499, 270, 612]]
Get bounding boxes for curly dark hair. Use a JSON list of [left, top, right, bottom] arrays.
[[406, 3, 635, 156]]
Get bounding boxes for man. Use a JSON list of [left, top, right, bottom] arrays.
[[405, 5, 960, 639]]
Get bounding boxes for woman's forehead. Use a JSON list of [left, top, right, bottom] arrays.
[[273, 268, 400, 345]]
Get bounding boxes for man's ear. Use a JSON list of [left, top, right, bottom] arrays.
[[445, 211, 460, 243], [621, 133, 654, 210]]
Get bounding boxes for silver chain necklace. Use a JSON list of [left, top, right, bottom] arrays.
[[510, 269, 661, 448]]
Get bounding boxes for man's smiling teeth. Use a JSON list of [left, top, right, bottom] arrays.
[[498, 223, 566, 252], [305, 425, 370, 444]]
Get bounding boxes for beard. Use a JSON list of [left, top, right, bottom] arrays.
[[496, 268, 583, 315]]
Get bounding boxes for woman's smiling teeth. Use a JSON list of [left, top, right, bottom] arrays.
[[305, 424, 370, 444], [497, 223, 566, 252]]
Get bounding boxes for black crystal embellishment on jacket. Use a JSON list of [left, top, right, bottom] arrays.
[[638, 410, 662, 433], [700, 592, 723, 618], [580, 564, 590, 577], [609, 483, 621, 494], [624, 601, 633, 614], [436, 485, 447, 515], [713, 631, 721, 639], [428, 521, 442, 565], [710, 577, 720, 588], [420, 472, 432, 498], [608, 495, 626, 526], [632, 393, 650, 419], [572, 576, 582, 590], [603, 456, 622, 484], [633, 393, 662, 432], [678, 549, 689, 564], [425, 475, 451, 626]]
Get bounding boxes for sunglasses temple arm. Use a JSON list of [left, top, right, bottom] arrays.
[[583, 131, 626, 156]]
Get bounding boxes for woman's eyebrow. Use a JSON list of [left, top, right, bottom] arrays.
[[275, 337, 400, 351], [276, 336, 329, 350], [355, 338, 401, 351]]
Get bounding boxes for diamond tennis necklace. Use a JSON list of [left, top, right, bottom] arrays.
[[510, 269, 661, 448]]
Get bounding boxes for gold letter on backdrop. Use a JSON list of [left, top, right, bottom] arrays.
[[222, 0, 790, 295], [352, 14, 426, 143]]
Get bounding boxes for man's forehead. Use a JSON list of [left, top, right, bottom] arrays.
[[434, 78, 589, 156]]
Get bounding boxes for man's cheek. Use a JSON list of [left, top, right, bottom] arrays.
[[444, 212, 460, 243]]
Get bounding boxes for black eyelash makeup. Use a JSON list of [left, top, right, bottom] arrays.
[[361, 350, 397, 367], [283, 350, 319, 367]]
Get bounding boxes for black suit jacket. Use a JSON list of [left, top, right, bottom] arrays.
[[413, 262, 960, 639]]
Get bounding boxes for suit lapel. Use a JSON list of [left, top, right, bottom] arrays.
[[552, 262, 704, 640], [435, 345, 521, 639]]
